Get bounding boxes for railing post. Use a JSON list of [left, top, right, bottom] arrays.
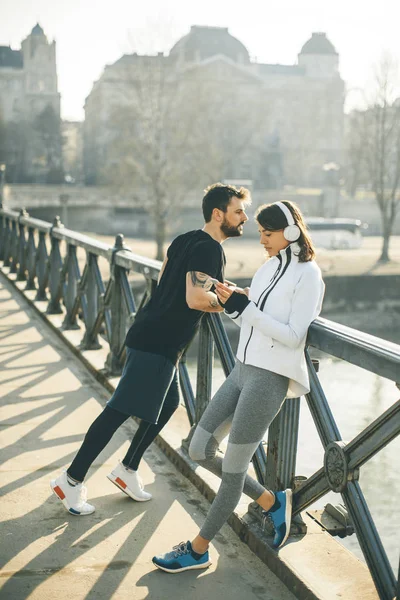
[[342, 481, 396, 600], [2, 217, 11, 267], [0, 206, 4, 261], [264, 359, 320, 492], [264, 397, 301, 491], [257, 358, 322, 534], [16, 209, 28, 282], [105, 234, 130, 375], [47, 216, 64, 314], [35, 230, 49, 301], [62, 244, 80, 330], [195, 316, 214, 423], [9, 218, 18, 274], [182, 316, 214, 451], [80, 252, 102, 350], [304, 350, 342, 446], [25, 226, 37, 290], [207, 313, 235, 376], [178, 349, 196, 426]]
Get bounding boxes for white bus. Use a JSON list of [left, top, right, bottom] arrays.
[[305, 218, 367, 250]]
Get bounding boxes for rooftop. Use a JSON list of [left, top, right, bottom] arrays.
[[300, 32, 337, 55], [0, 46, 23, 69], [169, 25, 250, 64], [31, 23, 45, 36]]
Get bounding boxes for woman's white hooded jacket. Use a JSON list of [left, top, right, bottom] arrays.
[[226, 243, 325, 398]]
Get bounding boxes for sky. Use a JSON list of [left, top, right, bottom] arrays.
[[2, 0, 400, 121]]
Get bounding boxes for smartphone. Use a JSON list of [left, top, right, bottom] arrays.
[[209, 277, 237, 289]]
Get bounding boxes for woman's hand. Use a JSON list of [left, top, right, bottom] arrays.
[[236, 287, 250, 297]]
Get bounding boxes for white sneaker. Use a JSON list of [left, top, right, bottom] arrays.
[[107, 462, 152, 502], [50, 471, 95, 516]]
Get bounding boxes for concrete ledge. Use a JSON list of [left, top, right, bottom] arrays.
[[0, 268, 379, 600]]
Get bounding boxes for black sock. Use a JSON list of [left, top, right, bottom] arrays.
[[270, 493, 281, 511], [66, 473, 79, 486], [191, 548, 206, 559], [189, 541, 207, 559]]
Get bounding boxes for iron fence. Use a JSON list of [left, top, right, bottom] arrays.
[[0, 205, 399, 600]]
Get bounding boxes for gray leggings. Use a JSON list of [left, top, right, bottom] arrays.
[[189, 360, 289, 541]]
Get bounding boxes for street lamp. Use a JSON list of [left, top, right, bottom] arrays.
[[322, 162, 341, 217]]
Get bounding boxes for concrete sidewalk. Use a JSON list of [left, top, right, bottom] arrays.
[[0, 277, 296, 600]]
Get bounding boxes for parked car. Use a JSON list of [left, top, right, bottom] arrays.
[[306, 218, 368, 249]]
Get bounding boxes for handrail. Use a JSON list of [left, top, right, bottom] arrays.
[[308, 317, 400, 382], [0, 205, 399, 600]]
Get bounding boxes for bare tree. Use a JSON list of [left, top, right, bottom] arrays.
[[104, 54, 265, 259], [356, 55, 400, 262], [104, 56, 209, 259], [34, 104, 64, 183], [0, 107, 28, 183], [344, 110, 368, 197], [0, 110, 7, 167]]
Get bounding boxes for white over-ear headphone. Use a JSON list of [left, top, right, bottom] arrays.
[[275, 202, 301, 242]]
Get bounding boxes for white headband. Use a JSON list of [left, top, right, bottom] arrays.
[[275, 202, 295, 226]]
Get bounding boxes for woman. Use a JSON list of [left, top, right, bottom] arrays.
[[152, 200, 325, 573]]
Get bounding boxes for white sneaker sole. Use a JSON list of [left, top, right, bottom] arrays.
[[152, 559, 212, 573], [106, 473, 152, 502], [277, 488, 292, 548], [50, 480, 95, 516]]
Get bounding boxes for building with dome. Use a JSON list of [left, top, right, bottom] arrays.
[[0, 24, 62, 182], [169, 25, 251, 65], [84, 26, 344, 188]]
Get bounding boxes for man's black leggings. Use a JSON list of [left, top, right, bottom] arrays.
[[67, 374, 180, 482]]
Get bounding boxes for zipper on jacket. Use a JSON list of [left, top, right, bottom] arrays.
[[254, 255, 282, 309], [243, 248, 291, 362], [260, 247, 291, 312], [243, 257, 282, 362]]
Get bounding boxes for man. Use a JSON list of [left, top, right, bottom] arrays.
[[50, 183, 250, 515]]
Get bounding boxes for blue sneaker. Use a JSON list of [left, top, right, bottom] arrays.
[[262, 489, 292, 548], [152, 540, 212, 573]]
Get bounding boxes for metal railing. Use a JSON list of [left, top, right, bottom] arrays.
[[1, 205, 399, 600]]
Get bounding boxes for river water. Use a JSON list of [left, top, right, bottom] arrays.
[[186, 339, 400, 574]]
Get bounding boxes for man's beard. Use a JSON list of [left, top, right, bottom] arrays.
[[221, 218, 245, 238]]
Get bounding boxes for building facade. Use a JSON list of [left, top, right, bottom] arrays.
[[0, 24, 62, 182], [84, 26, 344, 189]]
